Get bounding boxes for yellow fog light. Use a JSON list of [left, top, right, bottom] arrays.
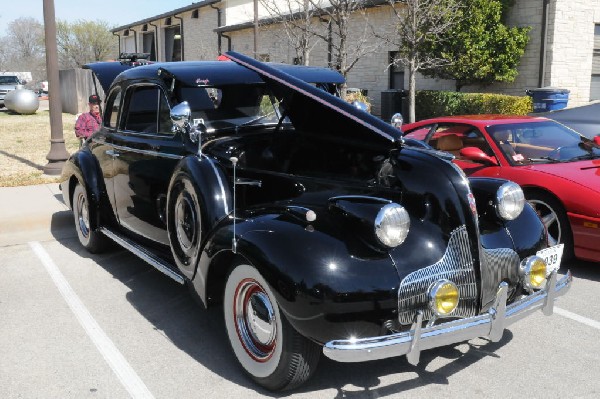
[[520, 256, 547, 289], [428, 280, 460, 316]]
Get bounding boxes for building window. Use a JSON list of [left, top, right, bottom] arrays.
[[591, 25, 600, 100], [142, 33, 156, 61], [164, 26, 181, 62], [389, 52, 405, 90]]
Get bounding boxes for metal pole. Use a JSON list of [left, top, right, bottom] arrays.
[[43, 0, 69, 175]]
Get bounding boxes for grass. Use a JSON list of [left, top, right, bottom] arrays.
[[0, 108, 80, 187]]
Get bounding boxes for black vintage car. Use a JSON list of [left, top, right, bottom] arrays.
[[60, 51, 572, 391]]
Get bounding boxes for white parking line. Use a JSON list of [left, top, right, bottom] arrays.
[[555, 307, 600, 330], [28, 241, 155, 399]]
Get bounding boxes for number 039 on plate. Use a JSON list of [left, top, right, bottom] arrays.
[[536, 244, 564, 275]]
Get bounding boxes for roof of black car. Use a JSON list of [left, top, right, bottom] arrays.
[[85, 60, 345, 93]]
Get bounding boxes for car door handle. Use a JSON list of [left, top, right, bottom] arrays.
[[235, 178, 262, 187], [105, 149, 120, 157]]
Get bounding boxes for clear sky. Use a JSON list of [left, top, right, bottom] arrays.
[[0, 0, 197, 35]]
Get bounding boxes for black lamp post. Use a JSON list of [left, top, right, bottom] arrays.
[[43, 0, 69, 175]]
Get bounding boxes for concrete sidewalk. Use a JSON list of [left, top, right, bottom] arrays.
[[0, 183, 75, 246]]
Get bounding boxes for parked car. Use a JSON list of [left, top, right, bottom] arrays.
[[60, 53, 571, 391], [537, 102, 600, 139], [402, 115, 600, 262], [0, 74, 23, 108]]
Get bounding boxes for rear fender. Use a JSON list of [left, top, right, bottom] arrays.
[[62, 150, 111, 230]]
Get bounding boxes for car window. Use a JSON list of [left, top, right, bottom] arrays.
[[105, 88, 122, 129], [177, 85, 278, 129], [123, 85, 172, 134], [486, 121, 600, 163], [403, 125, 432, 140]]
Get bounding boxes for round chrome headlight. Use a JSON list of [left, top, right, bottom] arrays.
[[391, 113, 403, 128], [496, 182, 525, 220], [520, 256, 547, 289], [428, 280, 460, 316], [374, 203, 410, 248]]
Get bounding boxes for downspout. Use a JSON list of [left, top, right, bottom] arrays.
[[539, 0, 550, 87], [129, 28, 137, 52], [148, 21, 159, 61], [222, 33, 232, 51], [253, 0, 259, 58], [173, 14, 184, 60], [210, 3, 222, 54], [112, 32, 121, 57]]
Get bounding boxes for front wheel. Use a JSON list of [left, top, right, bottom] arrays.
[[527, 191, 574, 259], [223, 261, 320, 391], [72, 183, 108, 253]]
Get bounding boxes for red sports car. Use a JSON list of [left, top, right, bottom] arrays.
[[402, 115, 600, 262]]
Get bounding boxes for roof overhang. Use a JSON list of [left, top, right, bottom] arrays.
[[111, 0, 221, 33]]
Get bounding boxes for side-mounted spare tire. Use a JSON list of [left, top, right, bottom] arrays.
[[167, 173, 204, 272]]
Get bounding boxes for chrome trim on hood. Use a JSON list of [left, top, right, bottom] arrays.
[[397, 225, 478, 325]]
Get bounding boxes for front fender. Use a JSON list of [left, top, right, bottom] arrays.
[[192, 214, 400, 344]]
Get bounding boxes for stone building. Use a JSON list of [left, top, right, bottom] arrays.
[[111, 0, 600, 116]]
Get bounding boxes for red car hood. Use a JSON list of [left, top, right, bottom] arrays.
[[525, 159, 600, 193]]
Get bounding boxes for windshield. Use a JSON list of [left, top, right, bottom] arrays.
[[486, 121, 600, 164], [0, 76, 20, 85], [177, 85, 282, 130]]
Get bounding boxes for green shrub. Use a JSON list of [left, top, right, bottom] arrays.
[[415, 90, 532, 120]]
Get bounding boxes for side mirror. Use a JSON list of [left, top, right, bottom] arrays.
[[460, 147, 499, 166], [594, 135, 600, 146], [390, 113, 403, 129], [170, 101, 191, 131]]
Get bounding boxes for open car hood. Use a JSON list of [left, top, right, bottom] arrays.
[[225, 51, 401, 147]]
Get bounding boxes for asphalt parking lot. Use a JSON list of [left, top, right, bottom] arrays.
[[1, 185, 599, 398]]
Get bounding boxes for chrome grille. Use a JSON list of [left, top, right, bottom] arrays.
[[479, 247, 520, 310], [397, 226, 478, 325]]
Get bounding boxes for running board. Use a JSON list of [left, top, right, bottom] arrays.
[[99, 227, 185, 285]]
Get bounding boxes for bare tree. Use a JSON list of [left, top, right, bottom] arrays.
[[260, 0, 324, 65], [57, 20, 118, 68], [3, 17, 46, 83], [310, 0, 380, 82], [7, 17, 45, 59], [383, 0, 460, 123]]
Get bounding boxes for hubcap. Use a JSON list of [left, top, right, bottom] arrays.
[[234, 279, 276, 362], [76, 192, 90, 238], [175, 192, 196, 253], [529, 199, 561, 245]]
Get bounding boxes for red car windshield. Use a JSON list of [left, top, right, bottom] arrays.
[[486, 121, 600, 163]]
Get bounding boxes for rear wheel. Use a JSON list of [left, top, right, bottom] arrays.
[[223, 261, 320, 391], [527, 191, 574, 259], [72, 183, 107, 253]]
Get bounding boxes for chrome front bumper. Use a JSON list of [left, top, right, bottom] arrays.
[[323, 270, 572, 364]]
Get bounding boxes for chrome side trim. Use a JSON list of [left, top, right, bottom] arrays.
[[109, 144, 184, 160], [99, 227, 185, 284], [397, 226, 478, 325], [323, 269, 572, 363]]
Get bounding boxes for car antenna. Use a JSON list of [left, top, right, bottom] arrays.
[[230, 156, 238, 253]]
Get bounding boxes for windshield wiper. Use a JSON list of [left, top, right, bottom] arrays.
[[566, 153, 600, 162], [527, 156, 563, 163]]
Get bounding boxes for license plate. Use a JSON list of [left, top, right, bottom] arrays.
[[536, 244, 564, 275]]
